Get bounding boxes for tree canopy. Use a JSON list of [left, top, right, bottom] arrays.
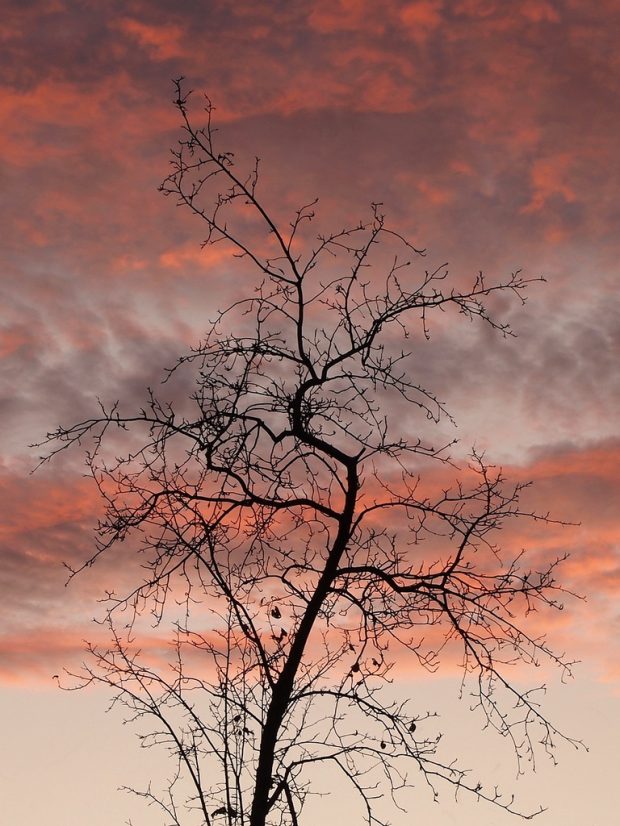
[[41, 80, 581, 826]]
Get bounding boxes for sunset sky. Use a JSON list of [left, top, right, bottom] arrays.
[[1, 1, 619, 824]]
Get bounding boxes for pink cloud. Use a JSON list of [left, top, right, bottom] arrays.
[[521, 154, 577, 214], [0, 629, 90, 685], [0, 0, 617, 700], [520, 1, 561, 23], [399, 1, 444, 41], [113, 17, 186, 61], [1, 436, 617, 685], [307, 0, 387, 34]]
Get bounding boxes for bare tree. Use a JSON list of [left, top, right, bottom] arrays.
[[42, 79, 581, 826]]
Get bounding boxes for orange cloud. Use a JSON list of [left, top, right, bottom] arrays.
[[0, 629, 87, 685], [0, 472, 99, 543], [521, 154, 577, 214], [416, 178, 454, 205], [113, 17, 186, 61], [1, 0, 618, 700], [520, 1, 561, 23], [158, 243, 232, 271], [399, 1, 444, 41], [1, 437, 618, 685], [307, 0, 385, 34], [0, 327, 31, 359]]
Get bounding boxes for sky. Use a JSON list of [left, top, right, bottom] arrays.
[[1, 0, 619, 823]]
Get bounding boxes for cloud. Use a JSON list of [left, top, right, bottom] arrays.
[[520, 154, 577, 214], [113, 17, 186, 61], [1, 436, 618, 685], [307, 0, 389, 34], [399, 1, 444, 41], [0, 629, 90, 685], [1, 0, 617, 693]]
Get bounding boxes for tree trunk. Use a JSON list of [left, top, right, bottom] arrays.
[[249, 463, 359, 826]]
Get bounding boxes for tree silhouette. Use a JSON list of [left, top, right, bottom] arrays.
[[42, 79, 580, 826]]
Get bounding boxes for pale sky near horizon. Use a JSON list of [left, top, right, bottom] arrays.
[[1, 1, 619, 823]]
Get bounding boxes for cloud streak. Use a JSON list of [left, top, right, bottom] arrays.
[[1, 438, 617, 684]]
